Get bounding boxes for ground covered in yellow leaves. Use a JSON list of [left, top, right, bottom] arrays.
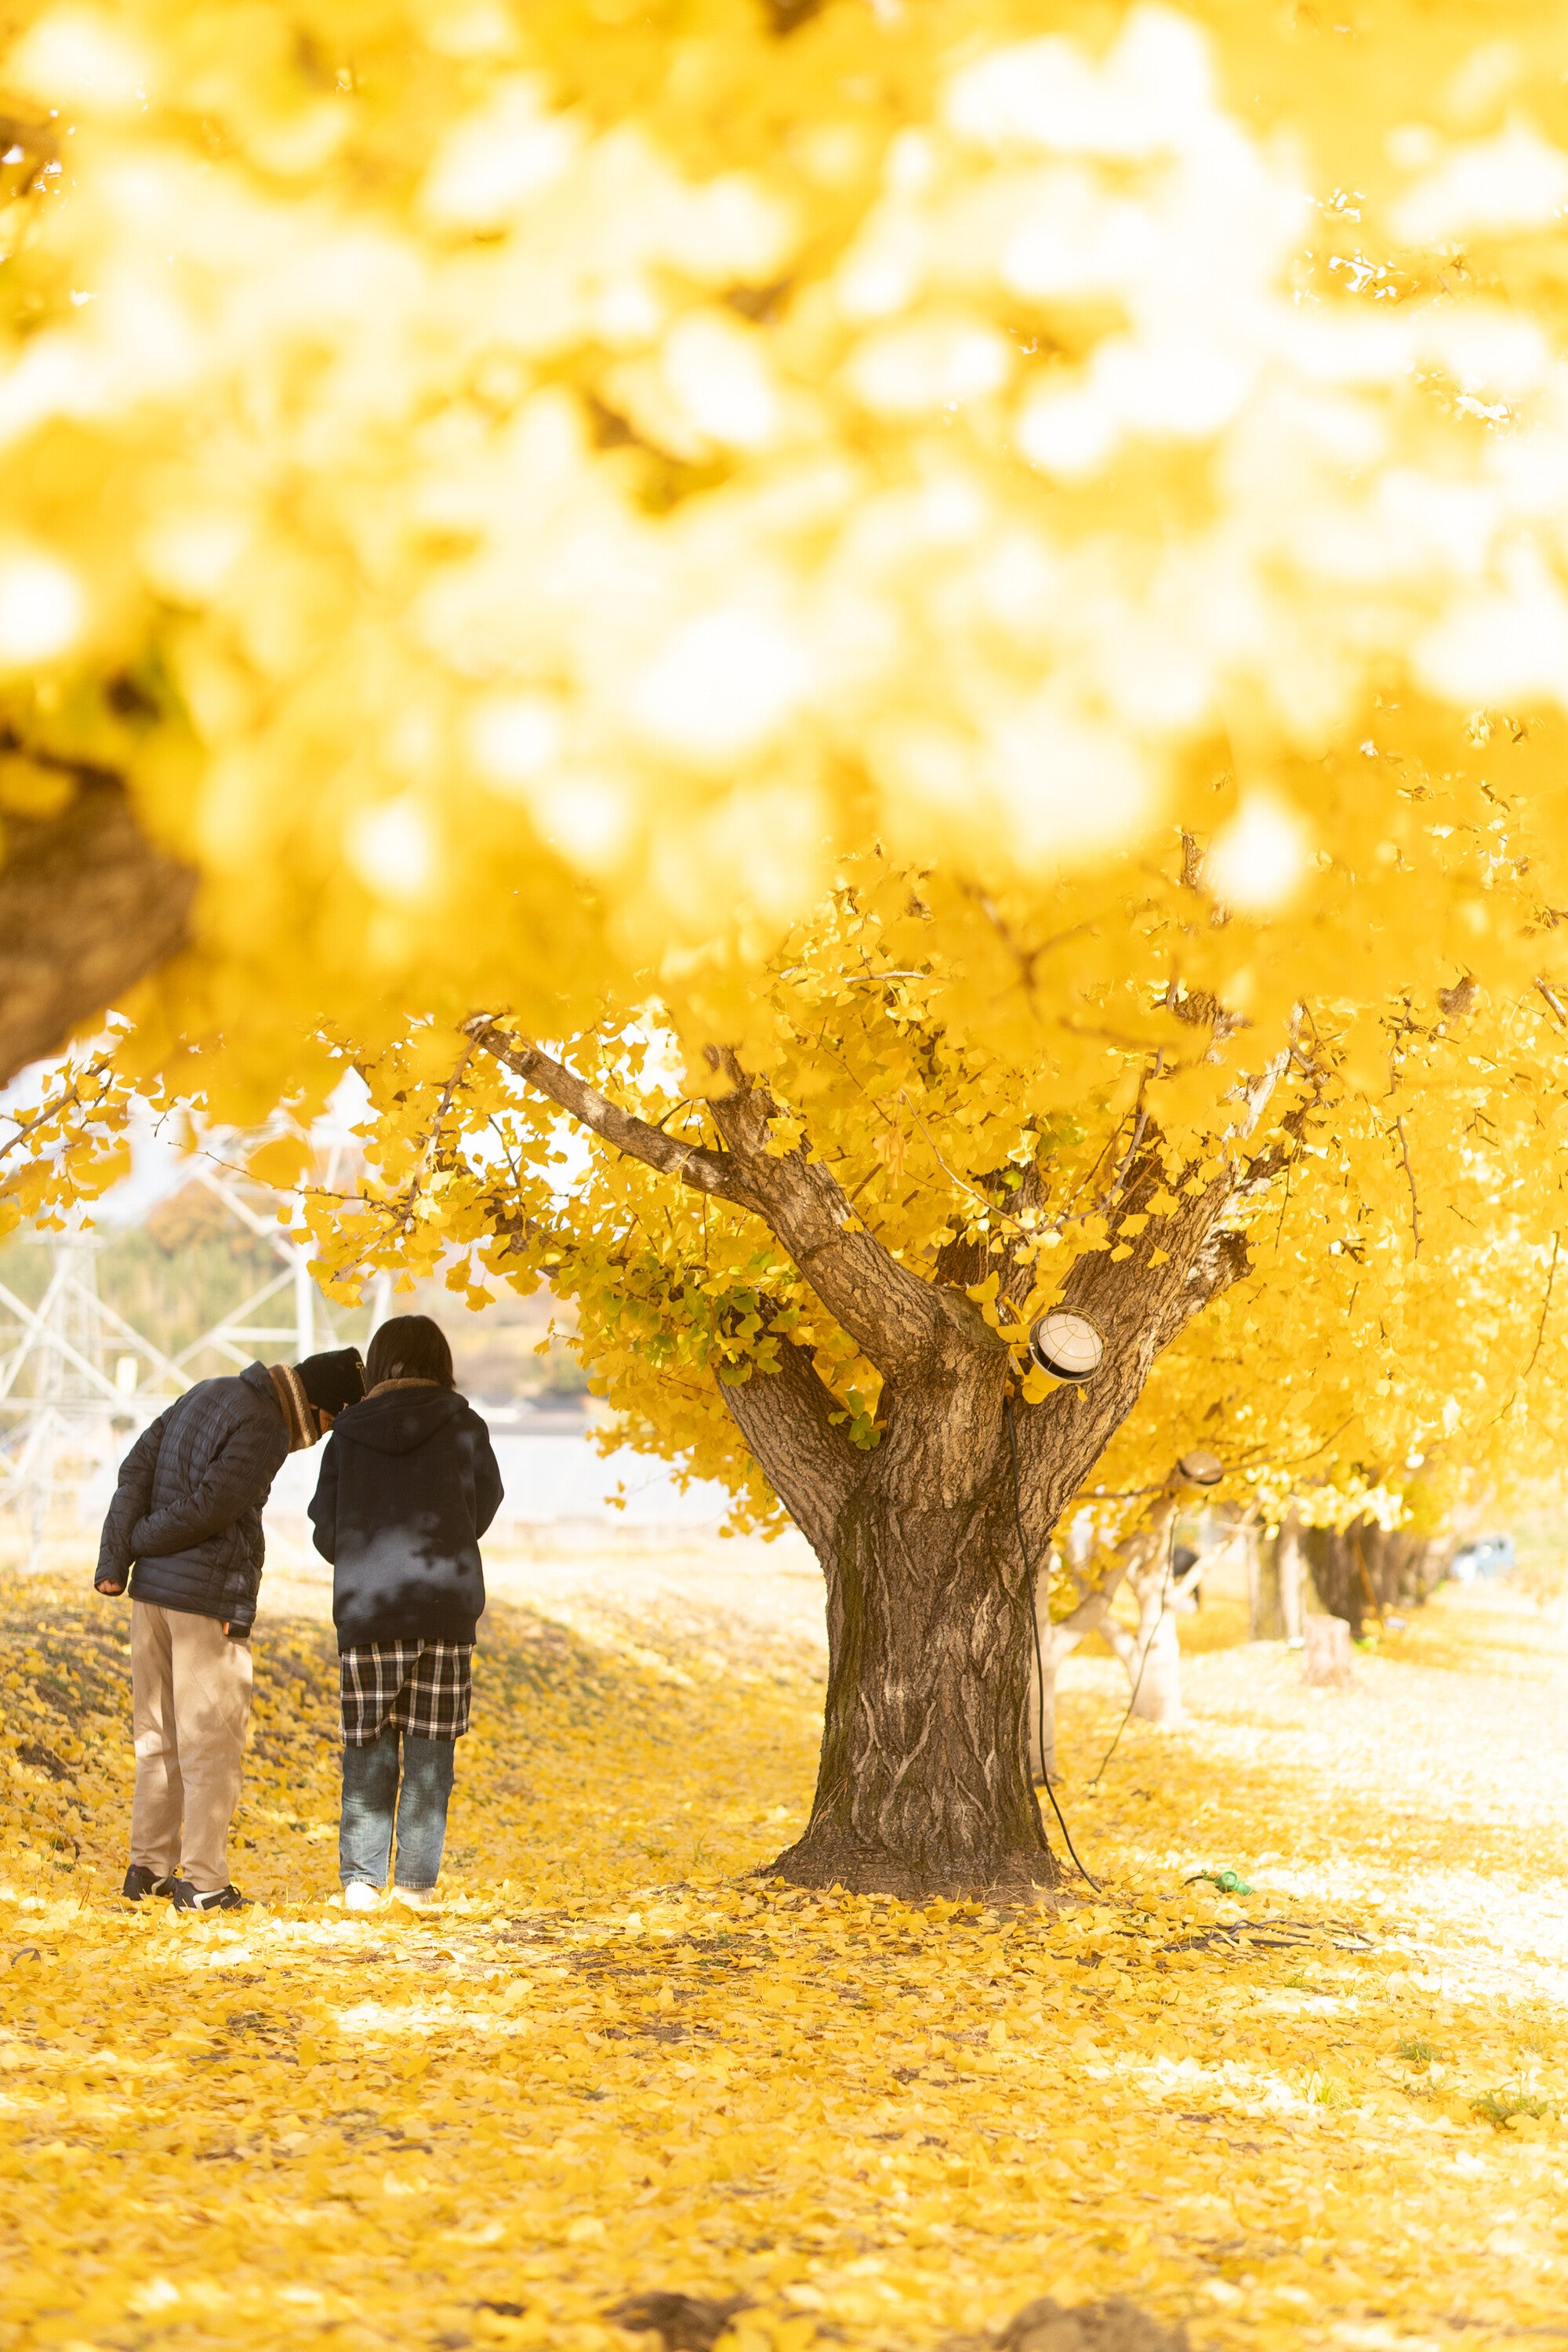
[[3, 1565, 1567, 2352]]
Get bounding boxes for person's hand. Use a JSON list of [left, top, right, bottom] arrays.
[[95, 1579, 125, 1595]]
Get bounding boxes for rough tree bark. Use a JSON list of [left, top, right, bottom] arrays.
[[467, 1018, 1279, 1902], [0, 758, 195, 1087]]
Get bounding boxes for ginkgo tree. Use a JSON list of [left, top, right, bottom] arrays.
[[9, 0, 1568, 1896], [289, 801, 1568, 1902]]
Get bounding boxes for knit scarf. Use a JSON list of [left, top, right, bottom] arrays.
[[269, 1362, 317, 1452]]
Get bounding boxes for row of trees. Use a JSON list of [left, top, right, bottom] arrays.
[[5, 1, 1568, 1896], [1024, 1498, 1459, 1784]]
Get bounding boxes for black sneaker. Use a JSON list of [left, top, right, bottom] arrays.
[[168, 1878, 247, 1913], [122, 1866, 178, 1902]]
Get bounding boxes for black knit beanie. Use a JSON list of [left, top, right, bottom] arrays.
[[296, 1347, 365, 1417]]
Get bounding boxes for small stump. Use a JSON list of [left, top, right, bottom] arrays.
[[1303, 1614, 1355, 1690]]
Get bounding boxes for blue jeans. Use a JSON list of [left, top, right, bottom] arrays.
[[339, 1726, 455, 1891]]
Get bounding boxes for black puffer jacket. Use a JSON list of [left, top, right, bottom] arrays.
[[95, 1363, 292, 1636], [309, 1384, 503, 1649]]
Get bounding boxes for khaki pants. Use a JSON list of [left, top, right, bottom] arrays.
[[129, 1602, 253, 1893]]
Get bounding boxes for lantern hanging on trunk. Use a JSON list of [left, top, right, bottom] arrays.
[[1027, 1310, 1104, 1386]]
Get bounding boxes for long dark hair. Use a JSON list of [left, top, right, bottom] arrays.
[[365, 1313, 455, 1392]]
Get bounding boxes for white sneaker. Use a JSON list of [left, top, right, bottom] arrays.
[[343, 1882, 381, 1911], [390, 1885, 435, 1911]]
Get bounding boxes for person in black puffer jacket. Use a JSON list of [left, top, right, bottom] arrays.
[[95, 1348, 366, 1912], [308, 1313, 503, 1911]]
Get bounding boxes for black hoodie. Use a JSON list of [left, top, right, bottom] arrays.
[[308, 1383, 503, 1650]]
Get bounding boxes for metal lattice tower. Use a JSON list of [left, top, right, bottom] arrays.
[[0, 1234, 124, 1563], [0, 1164, 368, 1565]]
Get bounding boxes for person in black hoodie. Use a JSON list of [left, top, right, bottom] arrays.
[[308, 1313, 503, 1911]]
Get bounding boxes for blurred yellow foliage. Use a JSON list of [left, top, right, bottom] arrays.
[[0, 1, 1566, 1051]]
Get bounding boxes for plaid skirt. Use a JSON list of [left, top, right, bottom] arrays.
[[339, 1640, 473, 1747]]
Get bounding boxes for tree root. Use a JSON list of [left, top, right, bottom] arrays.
[[759, 1835, 1064, 1907]]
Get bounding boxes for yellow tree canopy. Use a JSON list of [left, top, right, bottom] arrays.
[[276, 851, 1568, 1556], [5, 0, 1568, 1542]]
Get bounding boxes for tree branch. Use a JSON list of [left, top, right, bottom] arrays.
[[1392, 1115, 1421, 1257], [717, 1329, 865, 1558], [695, 1044, 968, 1385], [1011, 1134, 1254, 1537], [466, 1017, 971, 1387], [469, 1018, 879, 1549], [1522, 1230, 1561, 1385], [0, 1056, 114, 1178], [1054, 1549, 1133, 1642], [463, 1018, 761, 1210]]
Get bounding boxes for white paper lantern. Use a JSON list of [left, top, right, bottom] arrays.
[[1027, 1310, 1104, 1385]]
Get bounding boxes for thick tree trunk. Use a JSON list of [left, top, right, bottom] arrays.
[[720, 1236, 1250, 1897], [771, 1479, 1058, 1902], [1303, 1521, 1359, 1635], [720, 1327, 1060, 1901], [1303, 1517, 1445, 1632], [1375, 1528, 1450, 1608]]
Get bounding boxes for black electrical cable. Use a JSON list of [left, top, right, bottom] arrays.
[[1003, 1396, 1102, 1892], [1087, 1512, 1178, 1789]]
